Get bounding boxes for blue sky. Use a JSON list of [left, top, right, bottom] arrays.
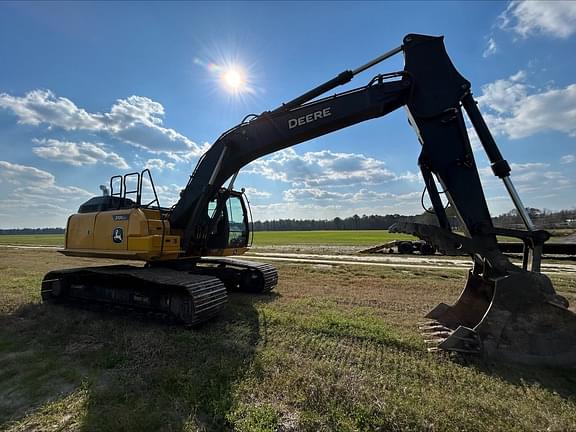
[[0, 1, 574, 228]]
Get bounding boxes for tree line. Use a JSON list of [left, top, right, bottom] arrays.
[[492, 208, 576, 229], [0, 228, 65, 235], [253, 207, 576, 231], [252, 214, 407, 231], [1, 208, 574, 234]]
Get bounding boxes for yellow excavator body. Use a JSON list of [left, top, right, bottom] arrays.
[[60, 206, 249, 261], [61, 207, 181, 261]]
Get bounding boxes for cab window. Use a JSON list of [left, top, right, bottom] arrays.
[[207, 199, 217, 218], [227, 196, 247, 247]]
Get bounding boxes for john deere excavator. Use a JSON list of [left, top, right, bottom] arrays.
[[42, 34, 576, 366]]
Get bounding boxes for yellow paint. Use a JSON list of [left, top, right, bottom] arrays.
[[65, 213, 96, 249], [62, 207, 182, 261]]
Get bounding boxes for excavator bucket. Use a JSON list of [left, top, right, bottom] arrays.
[[421, 270, 576, 367]]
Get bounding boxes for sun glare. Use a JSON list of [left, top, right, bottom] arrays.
[[193, 56, 258, 100], [221, 67, 247, 93], [223, 69, 243, 89]]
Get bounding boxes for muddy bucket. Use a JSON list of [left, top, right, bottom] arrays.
[[421, 270, 576, 367]]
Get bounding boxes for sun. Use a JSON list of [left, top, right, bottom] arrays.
[[223, 69, 244, 89], [221, 67, 247, 93], [193, 55, 257, 100]]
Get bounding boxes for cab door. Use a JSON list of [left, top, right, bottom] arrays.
[[226, 194, 249, 248]]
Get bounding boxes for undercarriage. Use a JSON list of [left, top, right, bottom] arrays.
[[41, 258, 277, 325]]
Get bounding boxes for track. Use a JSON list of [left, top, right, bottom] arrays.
[[39, 255, 278, 326], [41, 265, 228, 326], [198, 257, 278, 293]]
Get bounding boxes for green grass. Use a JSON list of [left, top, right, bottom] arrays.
[[1, 248, 575, 431], [0, 231, 415, 248], [2, 228, 573, 248], [0, 234, 64, 246], [252, 230, 415, 246]]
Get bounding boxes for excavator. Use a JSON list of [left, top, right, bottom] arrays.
[[41, 34, 576, 366]]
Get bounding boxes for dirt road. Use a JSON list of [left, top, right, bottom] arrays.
[[2, 244, 574, 274], [243, 251, 576, 274]]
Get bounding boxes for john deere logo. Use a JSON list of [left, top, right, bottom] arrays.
[[112, 227, 124, 243]]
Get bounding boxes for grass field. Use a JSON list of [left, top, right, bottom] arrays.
[[0, 231, 416, 248], [251, 230, 415, 246], [2, 229, 573, 249], [0, 234, 65, 246], [1, 248, 575, 431]]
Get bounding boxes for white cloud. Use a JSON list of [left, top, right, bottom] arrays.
[[0, 89, 207, 158], [0, 89, 102, 129], [243, 187, 271, 198], [508, 163, 569, 187], [477, 70, 527, 114], [476, 71, 576, 139], [244, 148, 427, 219], [0, 160, 55, 185], [247, 148, 398, 187], [459, 160, 574, 216], [282, 187, 420, 204], [153, 183, 182, 207], [0, 160, 93, 227], [478, 161, 573, 194], [250, 199, 423, 221], [283, 188, 351, 202], [466, 126, 483, 152], [479, 161, 547, 180], [145, 158, 175, 172], [32, 139, 129, 169], [483, 37, 498, 58], [395, 170, 422, 183], [352, 189, 421, 202], [0, 160, 92, 199], [560, 154, 575, 164], [499, 1, 576, 39]]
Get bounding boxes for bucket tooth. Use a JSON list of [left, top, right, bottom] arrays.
[[424, 270, 576, 366], [419, 322, 453, 339], [419, 322, 452, 333], [437, 326, 480, 354], [425, 330, 452, 338], [421, 323, 480, 353]]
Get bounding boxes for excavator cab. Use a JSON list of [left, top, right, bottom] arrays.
[[204, 189, 253, 255]]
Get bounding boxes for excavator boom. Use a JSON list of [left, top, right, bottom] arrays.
[[170, 74, 410, 248]]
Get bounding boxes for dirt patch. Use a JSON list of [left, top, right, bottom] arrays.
[[253, 244, 363, 256]]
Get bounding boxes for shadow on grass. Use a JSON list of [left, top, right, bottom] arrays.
[[0, 292, 278, 431], [455, 355, 576, 400]]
